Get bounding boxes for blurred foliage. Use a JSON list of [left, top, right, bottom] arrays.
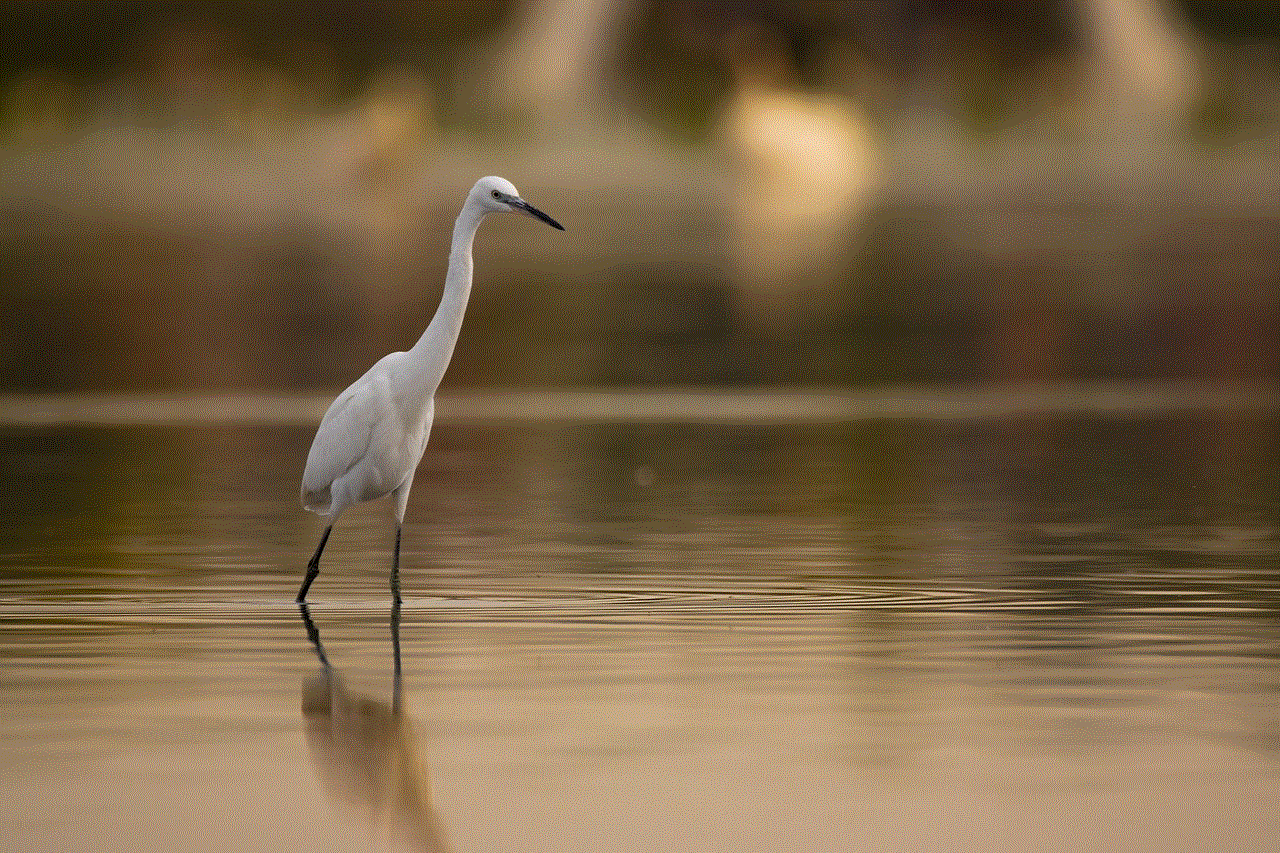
[[1, 2, 1277, 141], [0, 0, 516, 141], [0, 1, 511, 85]]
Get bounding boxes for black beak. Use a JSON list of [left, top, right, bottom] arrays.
[[506, 195, 565, 231]]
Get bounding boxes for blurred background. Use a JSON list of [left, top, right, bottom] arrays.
[[0, 0, 1276, 393], [2, 7, 1278, 852]]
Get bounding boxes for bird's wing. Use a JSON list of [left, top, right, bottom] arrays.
[[300, 377, 383, 508]]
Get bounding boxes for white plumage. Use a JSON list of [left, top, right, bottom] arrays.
[[296, 175, 564, 602]]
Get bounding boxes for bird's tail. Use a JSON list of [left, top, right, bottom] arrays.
[[302, 484, 332, 515]]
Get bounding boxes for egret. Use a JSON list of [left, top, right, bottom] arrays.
[[297, 175, 564, 602]]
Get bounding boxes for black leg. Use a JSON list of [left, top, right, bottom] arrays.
[[296, 524, 332, 603], [297, 602, 332, 670], [390, 524, 403, 604], [390, 594, 403, 716]]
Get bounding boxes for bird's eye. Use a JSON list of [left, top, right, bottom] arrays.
[[491, 190, 502, 199]]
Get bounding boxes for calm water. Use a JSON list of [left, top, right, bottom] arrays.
[[1, 390, 1278, 853]]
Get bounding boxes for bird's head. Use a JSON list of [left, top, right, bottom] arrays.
[[470, 175, 565, 230]]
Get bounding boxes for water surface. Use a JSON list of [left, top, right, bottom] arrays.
[[1, 389, 1277, 852]]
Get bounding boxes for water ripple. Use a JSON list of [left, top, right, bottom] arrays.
[[0, 581, 1132, 624]]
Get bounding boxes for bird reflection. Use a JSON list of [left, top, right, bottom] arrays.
[[299, 601, 451, 852]]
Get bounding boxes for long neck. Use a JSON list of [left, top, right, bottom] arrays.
[[407, 203, 483, 392]]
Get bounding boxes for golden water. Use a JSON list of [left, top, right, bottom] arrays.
[[1, 392, 1277, 852]]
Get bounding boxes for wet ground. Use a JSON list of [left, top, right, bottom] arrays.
[[1, 388, 1277, 852]]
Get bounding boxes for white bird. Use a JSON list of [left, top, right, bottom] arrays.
[[297, 176, 564, 602]]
